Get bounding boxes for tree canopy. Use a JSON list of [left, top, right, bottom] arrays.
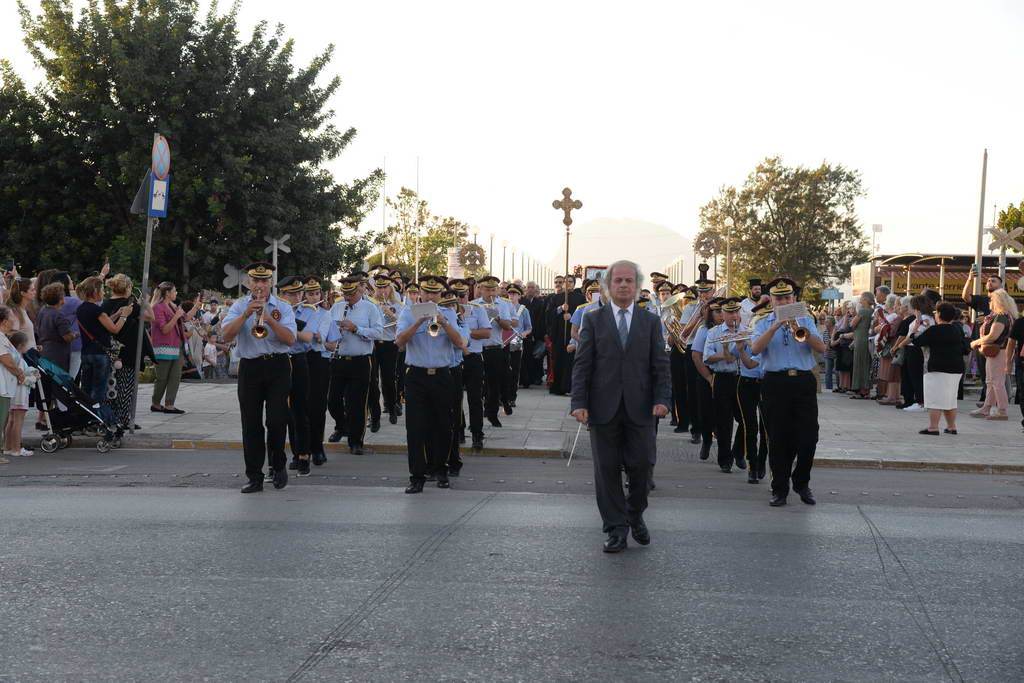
[[1, 0, 380, 289], [693, 157, 869, 294], [997, 201, 1024, 254]]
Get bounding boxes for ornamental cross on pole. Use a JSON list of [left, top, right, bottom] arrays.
[[552, 187, 582, 226]]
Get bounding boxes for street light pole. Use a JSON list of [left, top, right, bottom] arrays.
[[502, 241, 508, 281], [489, 233, 495, 275], [724, 216, 734, 293]]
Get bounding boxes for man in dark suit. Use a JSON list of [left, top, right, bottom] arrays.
[[571, 261, 671, 553]]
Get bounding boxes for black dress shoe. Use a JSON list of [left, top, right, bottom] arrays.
[[297, 459, 311, 476], [794, 487, 816, 505], [273, 467, 288, 489], [448, 468, 460, 478], [673, 426, 687, 433], [699, 443, 711, 460], [720, 465, 731, 473], [389, 413, 398, 425], [690, 433, 701, 444], [370, 419, 380, 433], [327, 430, 343, 443], [734, 458, 747, 470], [287, 459, 299, 470], [405, 480, 424, 494], [669, 418, 678, 426], [437, 477, 450, 489], [487, 415, 503, 428], [472, 438, 484, 450], [266, 468, 275, 482], [603, 534, 627, 553], [350, 446, 364, 455], [630, 520, 651, 545], [395, 404, 403, 417], [312, 452, 327, 466], [747, 471, 758, 484], [769, 494, 787, 507], [425, 473, 436, 482], [240, 480, 263, 493]]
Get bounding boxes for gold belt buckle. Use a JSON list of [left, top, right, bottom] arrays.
[[787, 369, 798, 377], [427, 368, 437, 375], [343, 356, 352, 361]]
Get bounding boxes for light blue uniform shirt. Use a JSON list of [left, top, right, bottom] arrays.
[[327, 297, 384, 357], [702, 323, 740, 374], [739, 349, 763, 379], [692, 325, 711, 355], [511, 302, 532, 336], [290, 305, 315, 355], [463, 303, 491, 354], [398, 306, 461, 368], [472, 297, 516, 348], [307, 307, 332, 359], [752, 312, 821, 372], [222, 294, 297, 359], [375, 297, 405, 343], [449, 313, 472, 368], [571, 301, 601, 328]]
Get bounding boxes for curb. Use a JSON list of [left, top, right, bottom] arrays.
[[168, 439, 561, 459]]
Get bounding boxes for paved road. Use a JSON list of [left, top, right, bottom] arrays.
[[2, 451, 1023, 681]]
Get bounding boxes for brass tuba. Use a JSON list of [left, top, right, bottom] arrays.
[[660, 292, 689, 353]]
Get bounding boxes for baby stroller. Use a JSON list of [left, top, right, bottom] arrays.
[[24, 349, 124, 453]]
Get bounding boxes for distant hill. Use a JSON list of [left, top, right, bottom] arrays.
[[545, 218, 696, 284]]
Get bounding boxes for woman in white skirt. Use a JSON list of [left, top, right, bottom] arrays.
[[912, 302, 971, 435]]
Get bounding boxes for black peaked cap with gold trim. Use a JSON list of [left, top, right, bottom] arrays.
[[244, 262, 275, 280]]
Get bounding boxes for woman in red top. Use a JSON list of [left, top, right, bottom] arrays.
[[150, 282, 188, 414]]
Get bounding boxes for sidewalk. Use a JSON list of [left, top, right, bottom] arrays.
[[20, 380, 1024, 473]]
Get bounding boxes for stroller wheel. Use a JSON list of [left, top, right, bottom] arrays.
[[40, 435, 60, 454], [96, 439, 111, 453]]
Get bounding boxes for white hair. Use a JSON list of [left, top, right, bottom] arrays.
[[603, 260, 644, 290]]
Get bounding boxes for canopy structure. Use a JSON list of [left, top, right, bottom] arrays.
[[855, 253, 1023, 298]]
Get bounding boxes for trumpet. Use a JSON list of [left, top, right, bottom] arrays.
[[787, 320, 809, 343], [427, 314, 443, 337], [251, 297, 268, 338]]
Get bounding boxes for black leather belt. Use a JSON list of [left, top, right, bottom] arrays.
[[407, 366, 449, 376], [336, 355, 370, 361], [766, 369, 812, 377], [242, 353, 288, 361]]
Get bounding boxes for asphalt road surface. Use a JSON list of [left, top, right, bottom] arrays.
[[2, 449, 1023, 682]]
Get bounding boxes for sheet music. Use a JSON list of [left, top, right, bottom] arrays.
[[411, 302, 439, 319], [774, 302, 810, 322]]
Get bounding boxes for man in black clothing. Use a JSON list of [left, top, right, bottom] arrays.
[[546, 274, 585, 395], [520, 281, 547, 387]]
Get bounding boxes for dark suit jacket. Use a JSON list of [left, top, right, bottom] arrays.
[[570, 302, 671, 425]]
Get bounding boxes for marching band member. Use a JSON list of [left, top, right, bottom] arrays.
[[504, 283, 532, 408], [303, 276, 332, 467], [691, 298, 724, 462], [701, 297, 751, 473], [442, 290, 471, 476], [326, 276, 384, 455], [681, 272, 715, 445], [369, 273, 404, 429], [750, 277, 826, 507], [568, 280, 604, 352], [737, 299, 770, 484], [278, 275, 315, 476], [395, 276, 467, 493], [452, 279, 490, 450], [219, 262, 296, 493], [472, 275, 517, 426], [665, 282, 690, 434]]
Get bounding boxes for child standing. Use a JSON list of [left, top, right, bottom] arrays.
[[4, 331, 35, 457], [202, 333, 219, 380], [0, 305, 27, 464]]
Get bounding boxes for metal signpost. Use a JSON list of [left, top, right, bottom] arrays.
[[129, 133, 171, 435], [987, 226, 1024, 282], [263, 234, 291, 291]]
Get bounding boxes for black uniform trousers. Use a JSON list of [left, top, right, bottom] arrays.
[[328, 355, 372, 448], [237, 354, 291, 483], [286, 351, 310, 458], [327, 357, 347, 435], [506, 348, 523, 404], [761, 371, 818, 497], [397, 350, 407, 402], [734, 376, 766, 470], [369, 340, 399, 420], [669, 348, 689, 430], [306, 350, 330, 456], [405, 366, 455, 482], [448, 364, 464, 473], [682, 348, 702, 437], [711, 372, 740, 468], [462, 352, 485, 439], [482, 346, 508, 417], [695, 368, 715, 445]]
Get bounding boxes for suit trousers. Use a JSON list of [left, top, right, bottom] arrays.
[[369, 340, 399, 420], [711, 372, 739, 468], [734, 377, 766, 469], [286, 352, 310, 458], [482, 346, 508, 416], [448, 364, 464, 472], [462, 352, 485, 439], [590, 400, 656, 535], [683, 349, 702, 436], [237, 355, 291, 483], [670, 348, 689, 430], [306, 351, 330, 455], [329, 355, 372, 448], [761, 372, 818, 497], [696, 370, 715, 444], [405, 367, 455, 481]]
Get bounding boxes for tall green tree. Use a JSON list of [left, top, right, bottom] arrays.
[[2, 0, 380, 289], [694, 157, 869, 294], [997, 201, 1024, 254], [369, 187, 469, 277]]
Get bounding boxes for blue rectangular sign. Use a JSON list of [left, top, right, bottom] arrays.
[[148, 173, 170, 218]]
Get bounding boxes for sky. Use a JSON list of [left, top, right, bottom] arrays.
[[4, 0, 1024, 282]]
